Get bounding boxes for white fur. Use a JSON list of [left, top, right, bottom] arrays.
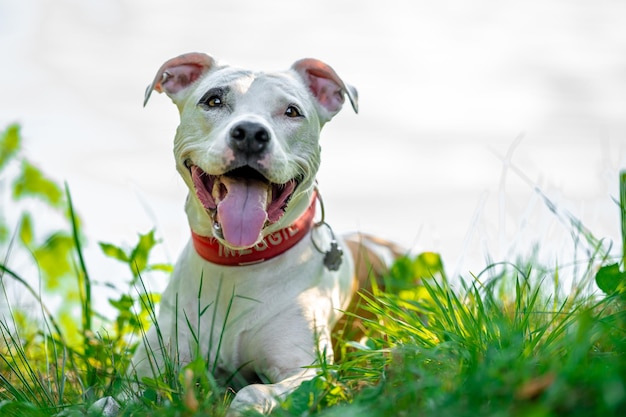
[[131, 53, 357, 415]]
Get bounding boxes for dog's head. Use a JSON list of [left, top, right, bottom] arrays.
[[145, 52, 358, 249]]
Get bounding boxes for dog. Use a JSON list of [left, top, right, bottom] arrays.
[[131, 52, 401, 416]]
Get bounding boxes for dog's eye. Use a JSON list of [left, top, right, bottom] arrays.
[[198, 88, 227, 109], [205, 96, 222, 107], [285, 105, 303, 118]]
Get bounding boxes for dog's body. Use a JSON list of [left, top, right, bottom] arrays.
[[132, 53, 398, 415]]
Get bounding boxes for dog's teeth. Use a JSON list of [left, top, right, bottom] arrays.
[[213, 221, 223, 238]]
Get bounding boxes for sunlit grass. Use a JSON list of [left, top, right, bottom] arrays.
[[1, 123, 625, 416]]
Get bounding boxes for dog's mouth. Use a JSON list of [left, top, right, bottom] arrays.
[[189, 163, 299, 248]]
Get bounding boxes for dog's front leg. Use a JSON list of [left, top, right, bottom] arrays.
[[227, 319, 334, 416], [227, 368, 317, 416]]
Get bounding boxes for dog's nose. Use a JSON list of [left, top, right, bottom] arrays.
[[229, 121, 270, 155]]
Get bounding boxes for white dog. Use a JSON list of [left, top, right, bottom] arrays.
[[129, 52, 396, 416]]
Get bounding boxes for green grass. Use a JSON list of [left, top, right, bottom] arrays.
[[1, 123, 625, 416]]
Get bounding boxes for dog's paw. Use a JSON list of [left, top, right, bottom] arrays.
[[88, 396, 121, 417], [226, 384, 280, 417]]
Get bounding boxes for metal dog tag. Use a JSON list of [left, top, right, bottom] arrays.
[[323, 240, 343, 271]]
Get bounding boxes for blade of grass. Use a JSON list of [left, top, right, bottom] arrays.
[[64, 184, 92, 337], [619, 170, 626, 269]]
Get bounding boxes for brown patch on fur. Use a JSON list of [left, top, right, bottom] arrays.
[[332, 233, 405, 357]]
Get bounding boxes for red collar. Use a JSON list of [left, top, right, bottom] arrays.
[[191, 196, 316, 266]]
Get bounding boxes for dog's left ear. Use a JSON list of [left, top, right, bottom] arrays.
[[144, 52, 216, 107], [292, 59, 358, 122]]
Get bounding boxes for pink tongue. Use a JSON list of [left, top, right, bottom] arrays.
[[217, 177, 269, 248]]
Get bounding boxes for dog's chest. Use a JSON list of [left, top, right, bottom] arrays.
[[166, 238, 344, 369]]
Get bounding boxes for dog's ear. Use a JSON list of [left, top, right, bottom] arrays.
[[144, 52, 216, 107], [291, 58, 358, 122]]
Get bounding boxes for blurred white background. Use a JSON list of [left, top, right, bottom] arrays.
[[1, 0, 625, 313]]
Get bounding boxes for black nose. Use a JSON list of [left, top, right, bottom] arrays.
[[229, 121, 270, 155]]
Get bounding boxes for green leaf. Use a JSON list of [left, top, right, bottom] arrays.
[[12, 161, 63, 207], [141, 387, 158, 403], [0, 123, 21, 172], [282, 376, 329, 414], [99, 242, 130, 263], [109, 294, 135, 311], [385, 256, 416, 292], [0, 223, 8, 243], [0, 400, 47, 417], [413, 251, 446, 281], [148, 263, 174, 273], [18, 213, 33, 246], [130, 229, 159, 277], [595, 263, 626, 297], [33, 232, 75, 291]]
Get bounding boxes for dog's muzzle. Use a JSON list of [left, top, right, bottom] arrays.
[[189, 163, 301, 248]]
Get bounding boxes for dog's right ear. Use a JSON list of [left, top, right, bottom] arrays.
[[144, 52, 216, 107]]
